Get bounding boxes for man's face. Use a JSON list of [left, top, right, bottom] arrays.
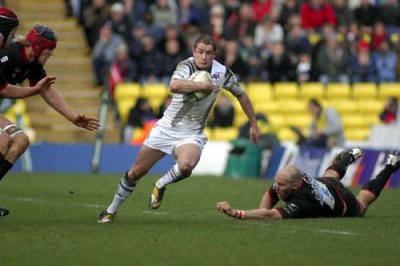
[[274, 171, 296, 200], [37, 48, 53, 65], [193, 43, 215, 70]]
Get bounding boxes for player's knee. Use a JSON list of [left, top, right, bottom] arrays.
[[178, 162, 194, 177], [12, 133, 30, 153]]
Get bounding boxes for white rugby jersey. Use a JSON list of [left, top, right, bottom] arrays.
[[155, 57, 244, 132]]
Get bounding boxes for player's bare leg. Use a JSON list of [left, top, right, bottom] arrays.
[[0, 131, 11, 217], [150, 143, 202, 209], [98, 146, 165, 223], [356, 151, 400, 216], [324, 148, 363, 180]]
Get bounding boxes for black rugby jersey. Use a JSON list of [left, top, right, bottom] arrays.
[[0, 42, 46, 87], [268, 173, 347, 219]]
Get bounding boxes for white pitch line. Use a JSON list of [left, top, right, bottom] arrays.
[[142, 210, 170, 216], [317, 229, 359, 236]]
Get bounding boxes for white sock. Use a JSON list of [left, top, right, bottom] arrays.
[[155, 164, 182, 189], [106, 172, 136, 214]]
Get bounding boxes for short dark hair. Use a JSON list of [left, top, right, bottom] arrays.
[[193, 34, 217, 52], [309, 98, 322, 109]]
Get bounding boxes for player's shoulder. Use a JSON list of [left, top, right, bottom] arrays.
[[0, 43, 22, 64]]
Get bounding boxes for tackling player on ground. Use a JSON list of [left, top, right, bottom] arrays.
[[98, 34, 260, 223], [0, 24, 100, 216], [216, 148, 400, 219]]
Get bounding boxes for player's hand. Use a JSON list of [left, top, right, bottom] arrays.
[[216, 201, 234, 216], [36, 76, 56, 93], [249, 124, 260, 144], [200, 78, 217, 94], [71, 114, 100, 131]]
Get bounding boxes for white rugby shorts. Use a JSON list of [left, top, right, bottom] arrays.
[[143, 126, 208, 155]]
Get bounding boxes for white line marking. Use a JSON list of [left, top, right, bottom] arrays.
[[142, 210, 169, 216], [317, 229, 359, 236]]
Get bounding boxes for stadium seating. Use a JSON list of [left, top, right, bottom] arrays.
[[299, 82, 325, 100], [114, 83, 141, 102], [285, 114, 312, 129], [325, 83, 351, 99], [352, 83, 377, 99], [273, 82, 299, 99], [141, 83, 169, 111], [247, 82, 273, 102], [212, 127, 238, 141], [116, 99, 135, 123], [326, 99, 358, 114], [357, 99, 384, 115], [277, 99, 307, 114], [253, 101, 279, 114], [277, 127, 298, 141], [378, 83, 400, 99]]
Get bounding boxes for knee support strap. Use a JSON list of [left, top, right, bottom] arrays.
[[3, 124, 24, 138]]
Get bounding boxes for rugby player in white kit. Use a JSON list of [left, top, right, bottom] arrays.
[[98, 34, 260, 223]]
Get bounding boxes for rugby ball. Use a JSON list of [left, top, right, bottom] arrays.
[[187, 71, 212, 102]]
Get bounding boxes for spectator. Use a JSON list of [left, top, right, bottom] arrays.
[[126, 22, 146, 61], [209, 4, 225, 41], [92, 22, 125, 86], [277, 0, 300, 33], [156, 24, 187, 55], [108, 44, 137, 99], [291, 99, 345, 148], [379, 97, 399, 124], [220, 39, 249, 82], [300, 0, 336, 33], [296, 52, 312, 83], [316, 35, 349, 84], [157, 95, 172, 119], [284, 24, 312, 66], [371, 21, 389, 52], [124, 97, 156, 143], [254, 15, 284, 48], [210, 94, 235, 128], [162, 38, 189, 83], [149, 0, 178, 29], [332, 0, 354, 29], [378, 0, 400, 34], [372, 40, 398, 83], [177, 0, 201, 29], [224, 3, 257, 40], [348, 44, 376, 83], [239, 35, 263, 81], [123, 0, 148, 24], [353, 0, 380, 33], [82, 0, 110, 49], [264, 41, 292, 83], [251, 0, 274, 23], [109, 2, 132, 42], [136, 35, 165, 83]]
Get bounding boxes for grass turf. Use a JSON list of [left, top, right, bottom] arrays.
[[0, 173, 399, 266]]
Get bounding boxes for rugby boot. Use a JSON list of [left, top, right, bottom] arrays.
[[97, 210, 116, 224], [149, 184, 166, 210]]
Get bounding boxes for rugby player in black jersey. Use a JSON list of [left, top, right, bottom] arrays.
[[0, 8, 58, 216], [0, 24, 100, 216], [216, 148, 400, 219]]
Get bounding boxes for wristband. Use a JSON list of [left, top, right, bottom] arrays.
[[232, 209, 245, 219]]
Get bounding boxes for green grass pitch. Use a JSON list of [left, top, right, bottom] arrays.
[[0, 173, 399, 266]]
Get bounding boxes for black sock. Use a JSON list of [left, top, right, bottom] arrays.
[[361, 165, 396, 197], [326, 153, 354, 179], [0, 152, 13, 181]]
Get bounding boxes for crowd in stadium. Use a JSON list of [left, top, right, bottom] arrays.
[[66, 0, 400, 86]]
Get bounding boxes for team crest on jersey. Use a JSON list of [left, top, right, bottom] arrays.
[[0, 56, 8, 63], [212, 72, 221, 81]]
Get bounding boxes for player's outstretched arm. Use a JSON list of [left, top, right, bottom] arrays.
[[0, 76, 56, 99], [236, 92, 260, 144], [216, 201, 282, 220], [40, 86, 100, 130]]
